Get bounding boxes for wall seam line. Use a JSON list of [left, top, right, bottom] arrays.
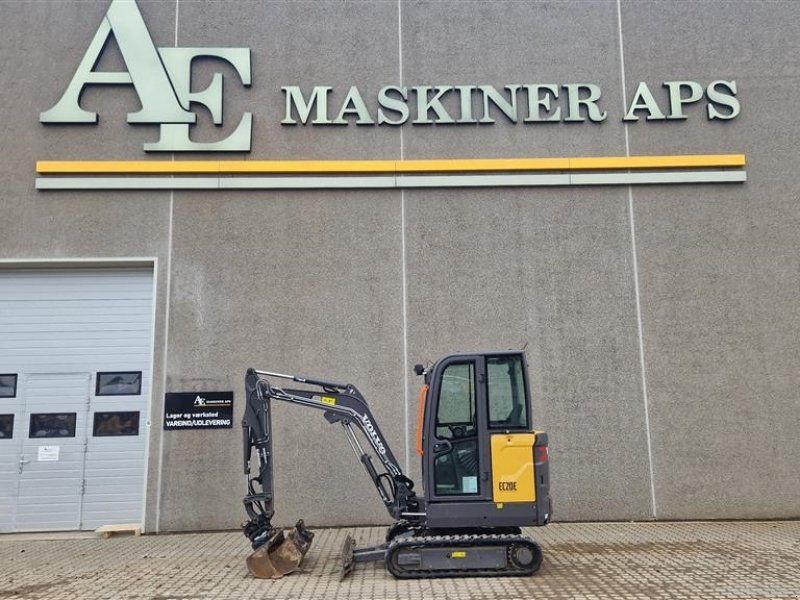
[[155, 0, 179, 533], [398, 0, 410, 475], [617, 0, 658, 520]]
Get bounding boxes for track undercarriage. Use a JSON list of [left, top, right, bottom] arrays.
[[343, 526, 543, 579]]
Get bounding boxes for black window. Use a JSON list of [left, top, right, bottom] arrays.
[[0, 374, 17, 398], [29, 413, 77, 438], [0, 414, 13, 439], [93, 411, 140, 436], [487, 355, 529, 430], [96, 372, 142, 396]]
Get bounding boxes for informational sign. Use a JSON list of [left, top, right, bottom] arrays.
[[164, 392, 234, 430], [37, 446, 60, 461]]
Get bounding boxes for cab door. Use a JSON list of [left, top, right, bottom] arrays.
[[423, 355, 492, 502]]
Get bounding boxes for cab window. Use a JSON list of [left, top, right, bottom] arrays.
[[435, 362, 476, 439], [487, 355, 529, 429]]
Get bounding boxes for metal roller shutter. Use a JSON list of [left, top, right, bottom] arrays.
[[0, 268, 154, 532]]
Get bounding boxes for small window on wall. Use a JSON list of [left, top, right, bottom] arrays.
[[0, 415, 13, 439], [93, 412, 140, 437], [0, 374, 17, 398], [96, 372, 142, 396], [29, 413, 77, 438]]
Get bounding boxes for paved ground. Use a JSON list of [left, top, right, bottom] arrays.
[[1, 521, 799, 600]]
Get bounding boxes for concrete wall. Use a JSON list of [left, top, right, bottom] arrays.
[[622, 1, 800, 519], [1, 0, 798, 530]]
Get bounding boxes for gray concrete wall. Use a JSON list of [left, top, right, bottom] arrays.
[[621, 0, 800, 519], [0, 0, 798, 531]]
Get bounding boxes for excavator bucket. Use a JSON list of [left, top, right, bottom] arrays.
[[246, 520, 315, 579]]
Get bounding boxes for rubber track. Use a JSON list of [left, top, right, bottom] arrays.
[[385, 533, 543, 579]]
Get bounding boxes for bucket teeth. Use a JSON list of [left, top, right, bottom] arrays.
[[287, 520, 314, 556], [246, 521, 314, 579]]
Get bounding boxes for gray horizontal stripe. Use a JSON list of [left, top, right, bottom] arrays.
[[35, 170, 746, 190], [397, 174, 571, 187], [570, 171, 748, 185], [220, 176, 396, 189], [35, 177, 222, 190]]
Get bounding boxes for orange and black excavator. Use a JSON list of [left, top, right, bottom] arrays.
[[241, 351, 551, 579]]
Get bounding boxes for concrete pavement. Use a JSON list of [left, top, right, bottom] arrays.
[[1, 521, 799, 599]]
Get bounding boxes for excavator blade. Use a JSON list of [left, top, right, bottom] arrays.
[[246, 520, 315, 579], [340, 534, 356, 580]]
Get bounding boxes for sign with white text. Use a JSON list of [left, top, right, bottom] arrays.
[[164, 392, 234, 430]]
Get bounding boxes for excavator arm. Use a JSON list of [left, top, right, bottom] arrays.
[[241, 367, 419, 578]]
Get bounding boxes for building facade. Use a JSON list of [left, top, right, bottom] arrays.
[[1, 0, 798, 533]]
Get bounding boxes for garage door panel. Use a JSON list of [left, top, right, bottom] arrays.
[[12, 347, 152, 357], [83, 494, 145, 512], [0, 458, 17, 530], [15, 502, 83, 517], [2, 324, 152, 335], [18, 466, 85, 481], [83, 493, 144, 510], [87, 436, 146, 447], [84, 473, 147, 485], [0, 500, 12, 530], [15, 493, 84, 507], [82, 509, 142, 528], [85, 446, 145, 456], [0, 300, 152, 312], [85, 458, 146, 471], [83, 480, 144, 494], [1, 307, 152, 323], [0, 290, 153, 302], [0, 274, 153, 301], [3, 329, 151, 341], [0, 268, 153, 532]]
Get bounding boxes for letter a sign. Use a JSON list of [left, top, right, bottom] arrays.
[[40, 0, 252, 152]]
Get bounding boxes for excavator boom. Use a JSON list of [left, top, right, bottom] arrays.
[[241, 368, 418, 578]]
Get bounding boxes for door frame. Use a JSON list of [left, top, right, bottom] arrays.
[[15, 371, 91, 531], [423, 353, 493, 503]]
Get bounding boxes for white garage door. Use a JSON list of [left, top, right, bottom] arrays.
[[0, 268, 154, 532]]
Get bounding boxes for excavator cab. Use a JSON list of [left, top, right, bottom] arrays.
[[417, 352, 550, 530]]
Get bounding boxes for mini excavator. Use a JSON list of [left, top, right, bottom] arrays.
[[241, 351, 551, 579]]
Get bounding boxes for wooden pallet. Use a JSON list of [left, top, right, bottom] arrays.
[[95, 523, 142, 539]]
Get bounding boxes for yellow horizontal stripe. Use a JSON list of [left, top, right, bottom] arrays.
[[570, 155, 746, 169], [397, 158, 571, 172], [36, 154, 746, 175]]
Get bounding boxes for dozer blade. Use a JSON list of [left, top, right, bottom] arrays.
[[340, 534, 387, 579], [340, 534, 356, 580], [246, 520, 315, 579]]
